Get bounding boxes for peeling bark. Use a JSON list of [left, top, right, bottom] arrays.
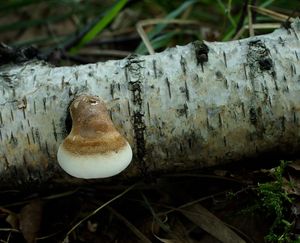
[[0, 20, 300, 186]]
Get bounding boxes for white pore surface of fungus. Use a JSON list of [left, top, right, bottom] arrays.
[[57, 141, 132, 179]]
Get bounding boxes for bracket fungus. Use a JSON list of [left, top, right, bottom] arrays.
[[57, 95, 132, 179]]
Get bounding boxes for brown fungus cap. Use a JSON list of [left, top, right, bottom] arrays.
[[57, 95, 132, 179]]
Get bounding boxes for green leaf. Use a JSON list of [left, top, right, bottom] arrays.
[[69, 0, 128, 54]]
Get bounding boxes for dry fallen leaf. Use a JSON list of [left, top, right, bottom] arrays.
[[283, 175, 300, 196], [87, 220, 98, 233], [19, 199, 43, 243], [288, 160, 300, 171], [0, 207, 19, 229], [179, 203, 246, 243]]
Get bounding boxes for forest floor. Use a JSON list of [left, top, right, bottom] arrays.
[[0, 159, 300, 242]]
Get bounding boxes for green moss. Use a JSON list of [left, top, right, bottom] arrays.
[[257, 161, 296, 242]]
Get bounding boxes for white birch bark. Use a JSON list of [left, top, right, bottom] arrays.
[[0, 20, 300, 185]]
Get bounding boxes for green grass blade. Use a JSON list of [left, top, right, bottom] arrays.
[[69, 0, 128, 54], [153, 0, 198, 35], [260, 0, 275, 8], [221, 27, 236, 41], [135, 0, 198, 54], [216, 0, 236, 28]]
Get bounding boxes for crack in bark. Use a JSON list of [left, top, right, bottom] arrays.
[[125, 55, 147, 176]]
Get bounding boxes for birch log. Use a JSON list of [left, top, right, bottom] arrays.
[[1, 20, 300, 186]]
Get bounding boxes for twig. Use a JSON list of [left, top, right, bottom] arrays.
[[63, 184, 136, 242]]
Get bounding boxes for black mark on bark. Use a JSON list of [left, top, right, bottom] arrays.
[[3, 154, 9, 168], [127, 100, 131, 116], [273, 76, 279, 91], [278, 37, 285, 46], [293, 108, 297, 124], [22, 109, 26, 119], [165, 78, 171, 99], [249, 107, 257, 125], [184, 80, 190, 101], [247, 40, 274, 80], [291, 28, 299, 40], [61, 76, 65, 89], [176, 103, 188, 118], [259, 58, 272, 71], [31, 127, 35, 144], [43, 97, 46, 111], [147, 102, 151, 120], [206, 117, 210, 129], [10, 132, 17, 146], [52, 119, 57, 142], [180, 56, 187, 75], [179, 143, 183, 153], [223, 52, 227, 68], [33, 101, 36, 114], [110, 83, 114, 99], [193, 41, 209, 72], [153, 60, 157, 78], [10, 109, 14, 121], [35, 128, 41, 149], [243, 64, 248, 80], [218, 113, 223, 128], [188, 138, 192, 149], [26, 133, 30, 145], [291, 64, 296, 76], [74, 71, 78, 81], [45, 141, 50, 157]]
